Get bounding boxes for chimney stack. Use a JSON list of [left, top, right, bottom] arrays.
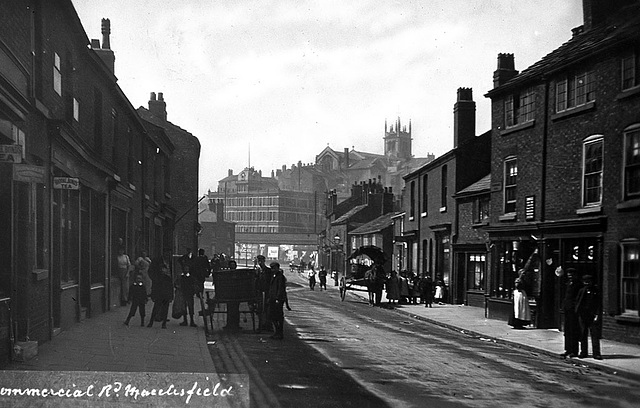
[[93, 18, 115, 74], [149, 91, 167, 121], [493, 53, 518, 88], [453, 87, 476, 148], [344, 148, 350, 169]]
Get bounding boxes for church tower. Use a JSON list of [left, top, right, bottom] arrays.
[[384, 117, 412, 160]]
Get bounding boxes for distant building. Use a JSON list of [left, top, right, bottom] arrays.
[[198, 199, 235, 258]]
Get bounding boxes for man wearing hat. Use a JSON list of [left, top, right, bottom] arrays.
[[268, 262, 288, 339], [575, 274, 602, 359], [255, 255, 274, 332], [561, 268, 582, 358]]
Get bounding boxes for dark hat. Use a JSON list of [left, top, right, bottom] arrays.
[[582, 274, 593, 280], [256, 255, 266, 260], [270, 262, 280, 269]]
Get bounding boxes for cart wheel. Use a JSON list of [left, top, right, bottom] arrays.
[[339, 278, 346, 301]]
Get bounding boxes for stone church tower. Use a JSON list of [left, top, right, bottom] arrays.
[[384, 117, 412, 160]]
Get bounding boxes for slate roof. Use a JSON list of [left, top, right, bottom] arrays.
[[332, 204, 367, 225], [350, 212, 396, 235], [486, 4, 640, 96], [455, 174, 491, 197]]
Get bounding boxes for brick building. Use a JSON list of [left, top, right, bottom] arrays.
[[0, 0, 185, 364], [484, 0, 640, 343], [400, 88, 491, 304], [198, 199, 235, 259]]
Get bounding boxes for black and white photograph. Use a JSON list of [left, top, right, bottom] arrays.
[[1, 0, 640, 406]]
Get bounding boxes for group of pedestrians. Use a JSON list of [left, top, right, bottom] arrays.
[[562, 268, 602, 360], [385, 272, 444, 307], [306, 266, 328, 291], [120, 247, 212, 329], [255, 255, 290, 339]]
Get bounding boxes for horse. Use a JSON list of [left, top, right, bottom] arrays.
[[365, 264, 387, 306]]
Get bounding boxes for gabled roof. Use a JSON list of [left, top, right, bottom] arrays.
[[350, 212, 395, 235], [486, 4, 640, 97], [332, 204, 367, 225]]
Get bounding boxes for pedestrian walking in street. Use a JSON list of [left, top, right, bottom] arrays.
[[147, 249, 174, 329], [508, 276, 531, 329], [308, 269, 316, 290], [124, 273, 148, 326], [409, 273, 421, 304], [576, 274, 603, 359], [116, 247, 132, 306], [318, 267, 328, 290], [177, 254, 198, 327], [386, 270, 400, 306], [420, 275, 434, 308], [268, 262, 288, 339], [561, 268, 582, 358], [193, 248, 211, 296], [134, 250, 153, 296], [399, 273, 410, 304]]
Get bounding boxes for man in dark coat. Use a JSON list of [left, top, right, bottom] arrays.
[[561, 268, 582, 357], [147, 249, 174, 329], [575, 274, 602, 359], [268, 262, 288, 339], [192, 248, 211, 296], [255, 255, 274, 332]]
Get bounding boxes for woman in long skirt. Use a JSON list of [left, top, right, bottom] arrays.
[[509, 278, 531, 329]]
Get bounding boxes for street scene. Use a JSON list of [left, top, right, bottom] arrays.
[[2, 0, 640, 407]]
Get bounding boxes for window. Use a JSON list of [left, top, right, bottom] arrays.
[[73, 98, 79, 122], [583, 136, 603, 206], [504, 158, 517, 214], [467, 254, 486, 290], [622, 49, 640, 90], [421, 174, 428, 216], [556, 70, 595, 112], [53, 52, 62, 96], [505, 87, 535, 127], [441, 165, 448, 210], [621, 240, 639, 314], [624, 125, 640, 199], [474, 196, 490, 224], [409, 180, 415, 220]]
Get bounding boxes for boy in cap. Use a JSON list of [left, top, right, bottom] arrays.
[[575, 274, 602, 359]]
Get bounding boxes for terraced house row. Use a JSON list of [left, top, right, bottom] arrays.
[[0, 0, 200, 364], [399, 0, 640, 344]]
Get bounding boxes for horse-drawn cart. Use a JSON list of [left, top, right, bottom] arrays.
[[202, 268, 258, 333], [339, 246, 387, 305]]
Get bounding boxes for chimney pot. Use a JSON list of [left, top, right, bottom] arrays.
[[90, 39, 100, 48], [101, 18, 111, 49]]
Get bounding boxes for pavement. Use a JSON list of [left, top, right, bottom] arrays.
[[3, 273, 640, 385]]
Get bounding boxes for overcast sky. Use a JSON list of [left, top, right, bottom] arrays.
[[72, 0, 583, 196]]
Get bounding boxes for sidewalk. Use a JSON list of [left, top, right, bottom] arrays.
[[341, 283, 640, 382], [3, 304, 215, 373]]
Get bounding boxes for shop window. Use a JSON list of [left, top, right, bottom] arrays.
[[621, 240, 639, 314], [53, 188, 80, 284], [467, 254, 486, 290], [582, 136, 603, 206], [624, 125, 640, 199], [504, 158, 517, 214], [493, 240, 538, 299]]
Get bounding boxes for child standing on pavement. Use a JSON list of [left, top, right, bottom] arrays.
[[125, 273, 147, 326]]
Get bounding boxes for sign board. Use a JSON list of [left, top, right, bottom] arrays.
[[54, 177, 80, 190], [0, 144, 22, 163], [525, 195, 535, 220], [13, 164, 45, 183]]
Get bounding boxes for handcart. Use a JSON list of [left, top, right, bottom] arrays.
[[339, 245, 388, 302], [201, 268, 258, 333]]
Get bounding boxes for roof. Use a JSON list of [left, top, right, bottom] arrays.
[[454, 174, 491, 197], [350, 213, 395, 235], [486, 5, 640, 97], [332, 204, 367, 225]]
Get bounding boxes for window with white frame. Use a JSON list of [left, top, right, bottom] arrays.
[[556, 70, 595, 112], [73, 98, 79, 122], [622, 49, 640, 90], [53, 52, 62, 96], [624, 125, 640, 199], [467, 253, 486, 290], [504, 158, 517, 214], [583, 135, 603, 206], [505, 87, 535, 127], [621, 240, 639, 314]]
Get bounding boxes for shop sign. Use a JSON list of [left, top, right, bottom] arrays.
[[13, 164, 45, 183], [0, 144, 22, 163], [53, 177, 80, 190]]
